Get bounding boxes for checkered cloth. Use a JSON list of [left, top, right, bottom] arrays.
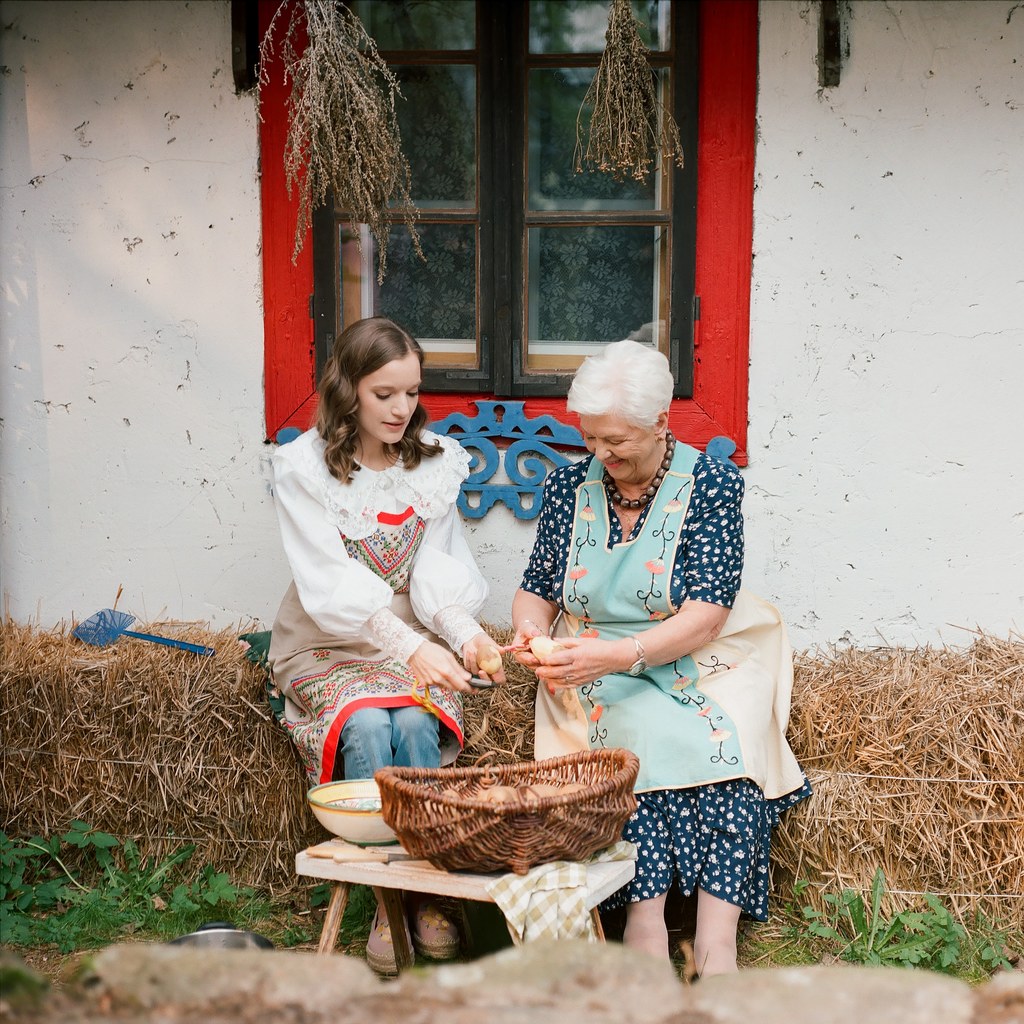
[[485, 841, 637, 944]]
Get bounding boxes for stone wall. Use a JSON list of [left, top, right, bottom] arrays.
[[3, 941, 1022, 1024]]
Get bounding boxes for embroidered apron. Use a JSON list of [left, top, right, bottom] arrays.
[[535, 443, 805, 799], [270, 506, 464, 784]]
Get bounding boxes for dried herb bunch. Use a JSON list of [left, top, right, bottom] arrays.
[[259, 0, 422, 281], [574, 0, 685, 182]]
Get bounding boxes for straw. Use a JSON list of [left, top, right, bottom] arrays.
[[0, 617, 318, 892], [772, 632, 1024, 930], [2, 617, 1021, 929]]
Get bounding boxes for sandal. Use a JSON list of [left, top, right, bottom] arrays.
[[409, 900, 460, 961], [365, 904, 412, 977]]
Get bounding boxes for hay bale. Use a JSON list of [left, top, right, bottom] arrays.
[[464, 628, 1024, 931], [0, 618, 319, 891], [0, 617, 534, 891], [3, 615, 1022, 933], [773, 633, 1024, 931], [458, 624, 537, 767]]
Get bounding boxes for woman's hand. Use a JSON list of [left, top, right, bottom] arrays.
[[509, 619, 545, 668], [461, 632, 507, 683], [532, 636, 633, 690], [407, 640, 474, 693], [509, 590, 558, 668]]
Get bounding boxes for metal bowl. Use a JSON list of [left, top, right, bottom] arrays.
[[168, 922, 274, 949], [307, 777, 398, 846]]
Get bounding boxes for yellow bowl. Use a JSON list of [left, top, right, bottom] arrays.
[[307, 778, 398, 846]]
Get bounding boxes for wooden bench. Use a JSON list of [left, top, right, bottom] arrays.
[[296, 838, 636, 969]]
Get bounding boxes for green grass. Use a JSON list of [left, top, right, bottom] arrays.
[[0, 822, 327, 954], [2, 824, 1019, 986]]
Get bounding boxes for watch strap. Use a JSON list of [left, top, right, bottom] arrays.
[[628, 635, 647, 675]]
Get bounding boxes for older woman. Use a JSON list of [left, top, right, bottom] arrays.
[[511, 340, 810, 977]]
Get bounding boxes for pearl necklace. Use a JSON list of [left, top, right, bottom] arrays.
[[604, 433, 676, 510]]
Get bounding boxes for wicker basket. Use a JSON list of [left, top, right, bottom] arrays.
[[375, 749, 639, 875]]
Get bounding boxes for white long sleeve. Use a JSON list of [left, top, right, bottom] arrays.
[[365, 607, 427, 662], [410, 502, 489, 642], [271, 448, 396, 639], [271, 429, 487, 650]]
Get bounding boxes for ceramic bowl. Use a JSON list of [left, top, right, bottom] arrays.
[[307, 778, 398, 846]]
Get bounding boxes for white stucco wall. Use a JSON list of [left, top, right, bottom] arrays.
[[745, 0, 1024, 646], [1, 0, 282, 629], [1, 1, 1022, 649]]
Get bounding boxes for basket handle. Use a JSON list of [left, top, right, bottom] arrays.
[[471, 751, 502, 787]]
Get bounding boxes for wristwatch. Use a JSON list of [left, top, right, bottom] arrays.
[[627, 635, 647, 676]]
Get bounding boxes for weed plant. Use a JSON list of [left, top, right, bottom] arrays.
[[0, 822, 316, 953], [789, 869, 1016, 981]]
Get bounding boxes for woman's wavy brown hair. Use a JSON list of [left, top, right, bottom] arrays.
[[315, 317, 440, 483]]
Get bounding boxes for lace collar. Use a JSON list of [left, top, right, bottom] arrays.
[[277, 429, 470, 539]]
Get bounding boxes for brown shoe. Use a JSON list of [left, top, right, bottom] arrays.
[[410, 900, 460, 961], [365, 904, 412, 976]]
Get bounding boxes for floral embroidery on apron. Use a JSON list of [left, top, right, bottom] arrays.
[[343, 510, 424, 594], [560, 441, 746, 792]]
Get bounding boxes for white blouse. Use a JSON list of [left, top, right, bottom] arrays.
[[272, 429, 488, 658]]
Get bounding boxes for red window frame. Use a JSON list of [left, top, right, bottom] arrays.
[[259, 0, 757, 464]]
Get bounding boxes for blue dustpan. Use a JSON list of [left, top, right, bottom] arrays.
[[74, 608, 215, 656]]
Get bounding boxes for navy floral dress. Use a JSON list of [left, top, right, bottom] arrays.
[[522, 453, 811, 921]]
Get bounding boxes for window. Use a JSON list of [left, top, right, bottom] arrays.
[[311, 0, 698, 398], [260, 0, 759, 463]]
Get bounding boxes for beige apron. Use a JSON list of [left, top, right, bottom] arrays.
[[270, 511, 463, 784]]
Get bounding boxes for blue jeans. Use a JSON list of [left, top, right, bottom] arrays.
[[336, 706, 441, 781]]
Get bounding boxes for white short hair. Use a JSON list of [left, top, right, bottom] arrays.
[[567, 340, 674, 428]]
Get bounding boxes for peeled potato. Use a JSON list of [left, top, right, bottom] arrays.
[[477, 785, 518, 804], [522, 783, 562, 800], [478, 645, 503, 675], [529, 635, 565, 661]]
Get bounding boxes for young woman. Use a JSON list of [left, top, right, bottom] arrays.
[[268, 316, 503, 974]]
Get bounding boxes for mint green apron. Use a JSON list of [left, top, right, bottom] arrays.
[[557, 441, 746, 793]]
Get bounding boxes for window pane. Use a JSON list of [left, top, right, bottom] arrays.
[[339, 222, 477, 366], [351, 0, 476, 51], [528, 67, 658, 211], [526, 225, 668, 372], [393, 65, 476, 209], [529, 0, 669, 54]]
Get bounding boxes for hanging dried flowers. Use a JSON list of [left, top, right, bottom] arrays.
[[574, 0, 685, 183], [258, 0, 422, 282]]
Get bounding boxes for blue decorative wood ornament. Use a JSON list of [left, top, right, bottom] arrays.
[[705, 434, 737, 464], [277, 402, 737, 522], [430, 401, 586, 520], [275, 426, 302, 445]]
